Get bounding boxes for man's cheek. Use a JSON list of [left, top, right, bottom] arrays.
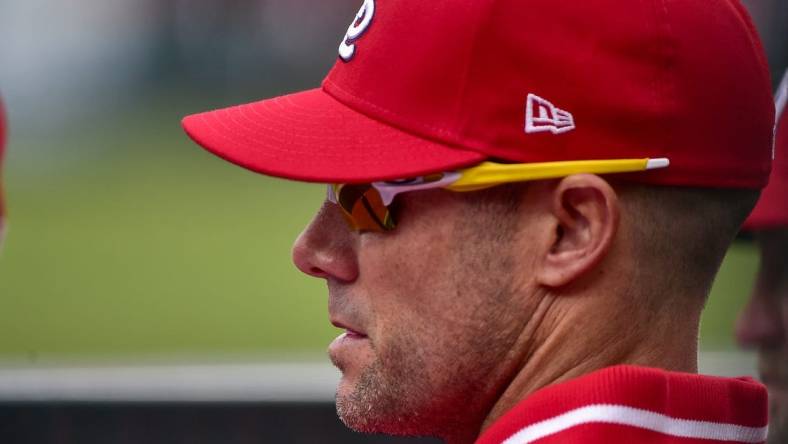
[[364, 254, 436, 308]]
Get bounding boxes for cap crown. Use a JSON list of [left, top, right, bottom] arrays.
[[324, 0, 774, 188]]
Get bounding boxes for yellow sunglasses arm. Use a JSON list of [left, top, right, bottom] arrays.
[[445, 158, 668, 192]]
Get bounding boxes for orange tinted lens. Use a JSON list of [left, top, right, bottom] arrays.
[[335, 184, 395, 232]]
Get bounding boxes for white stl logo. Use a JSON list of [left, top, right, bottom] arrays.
[[525, 94, 575, 134], [339, 0, 376, 62]]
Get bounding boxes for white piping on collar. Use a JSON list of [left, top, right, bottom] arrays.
[[501, 404, 768, 444]]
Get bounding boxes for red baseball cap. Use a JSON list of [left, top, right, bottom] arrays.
[[183, 0, 774, 188], [743, 70, 788, 230]]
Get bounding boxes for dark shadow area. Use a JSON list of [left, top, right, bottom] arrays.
[[0, 402, 441, 444]]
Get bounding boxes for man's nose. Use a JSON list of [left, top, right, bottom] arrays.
[[292, 203, 359, 283], [735, 291, 785, 349]]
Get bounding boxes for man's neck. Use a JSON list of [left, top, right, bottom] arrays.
[[476, 289, 700, 440]]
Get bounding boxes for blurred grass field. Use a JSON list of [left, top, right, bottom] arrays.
[[0, 102, 760, 362]]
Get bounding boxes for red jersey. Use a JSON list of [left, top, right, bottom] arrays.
[[476, 365, 768, 444]]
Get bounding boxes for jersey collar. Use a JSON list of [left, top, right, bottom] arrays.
[[476, 365, 768, 444]]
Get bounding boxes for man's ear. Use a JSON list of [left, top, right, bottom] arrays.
[[536, 174, 620, 288]]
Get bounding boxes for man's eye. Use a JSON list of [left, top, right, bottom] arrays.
[[384, 178, 421, 185], [384, 174, 444, 186]]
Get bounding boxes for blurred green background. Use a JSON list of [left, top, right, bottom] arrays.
[[0, 0, 784, 364], [0, 103, 337, 361]]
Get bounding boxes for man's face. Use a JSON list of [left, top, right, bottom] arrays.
[[736, 230, 788, 444], [293, 186, 544, 438]]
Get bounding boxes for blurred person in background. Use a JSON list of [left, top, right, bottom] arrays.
[[737, 69, 788, 444], [184, 0, 774, 442]]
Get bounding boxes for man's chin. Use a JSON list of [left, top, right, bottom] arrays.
[[336, 393, 421, 438], [335, 390, 377, 434], [334, 374, 361, 407], [335, 380, 388, 434], [333, 362, 415, 436], [329, 350, 384, 432]]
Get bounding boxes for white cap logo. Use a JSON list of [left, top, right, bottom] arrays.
[[339, 0, 376, 62], [525, 94, 576, 135]]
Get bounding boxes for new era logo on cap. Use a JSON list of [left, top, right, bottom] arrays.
[[525, 94, 575, 135]]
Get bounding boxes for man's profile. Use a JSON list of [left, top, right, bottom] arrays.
[[183, 0, 775, 442]]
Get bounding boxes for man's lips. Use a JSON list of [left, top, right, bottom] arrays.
[[328, 317, 370, 366], [344, 329, 367, 339], [330, 319, 368, 338]]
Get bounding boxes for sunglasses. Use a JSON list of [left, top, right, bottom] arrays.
[[327, 158, 669, 232]]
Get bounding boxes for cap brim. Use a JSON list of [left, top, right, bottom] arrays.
[[182, 88, 486, 183]]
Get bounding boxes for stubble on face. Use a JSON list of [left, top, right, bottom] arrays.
[[331, 186, 537, 440], [333, 326, 429, 434]]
